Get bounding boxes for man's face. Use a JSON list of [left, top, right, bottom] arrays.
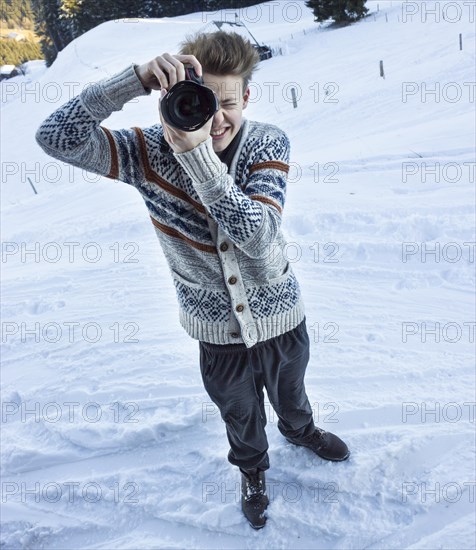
[[202, 73, 250, 153]]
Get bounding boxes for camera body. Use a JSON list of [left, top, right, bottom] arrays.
[[160, 67, 219, 132]]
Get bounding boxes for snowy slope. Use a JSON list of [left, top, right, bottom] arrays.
[[1, 1, 475, 548]]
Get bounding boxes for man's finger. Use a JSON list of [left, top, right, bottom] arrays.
[[150, 61, 169, 90], [163, 53, 186, 83], [174, 54, 202, 76], [157, 56, 178, 88]]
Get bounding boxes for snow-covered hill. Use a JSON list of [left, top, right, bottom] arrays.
[[1, 1, 475, 548]]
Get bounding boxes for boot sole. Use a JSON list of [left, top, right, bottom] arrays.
[[249, 520, 266, 530]]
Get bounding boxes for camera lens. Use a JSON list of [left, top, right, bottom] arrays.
[[161, 81, 218, 132], [176, 92, 201, 117]]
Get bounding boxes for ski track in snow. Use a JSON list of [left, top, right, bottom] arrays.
[[1, 1, 475, 548]]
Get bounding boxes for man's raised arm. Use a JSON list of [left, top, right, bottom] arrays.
[[35, 64, 154, 187], [35, 54, 203, 187], [173, 126, 290, 260]]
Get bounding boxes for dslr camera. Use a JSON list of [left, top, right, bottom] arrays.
[[160, 66, 218, 132]]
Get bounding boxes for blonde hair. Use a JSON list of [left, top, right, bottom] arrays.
[[179, 31, 260, 92]]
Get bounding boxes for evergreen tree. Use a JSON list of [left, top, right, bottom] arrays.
[[30, 0, 72, 65], [306, 0, 368, 25], [61, 0, 146, 38]]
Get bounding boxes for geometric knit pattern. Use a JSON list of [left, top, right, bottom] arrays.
[[207, 182, 263, 243], [246, 270, 300, 318], [172, 282, 231, 323], [37, 96, 90, 152]]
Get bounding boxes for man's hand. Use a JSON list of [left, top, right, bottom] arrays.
[[159, 89, 213, 154], [134, 53, 202, 91], [135, 53, 212, 153]]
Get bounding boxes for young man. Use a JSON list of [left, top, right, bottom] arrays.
[[36, 31, 349, 529]]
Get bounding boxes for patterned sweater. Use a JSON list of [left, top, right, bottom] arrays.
[[35, 63, 306, 348]]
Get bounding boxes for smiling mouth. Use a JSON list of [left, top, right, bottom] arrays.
[[210, 128, 228, 139]]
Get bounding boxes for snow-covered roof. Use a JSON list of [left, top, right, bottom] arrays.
[[0, 65, 16, 74]]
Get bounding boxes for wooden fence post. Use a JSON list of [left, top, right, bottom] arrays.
[[290, 87, 298, 108]]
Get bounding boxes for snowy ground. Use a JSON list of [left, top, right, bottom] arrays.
[[1, 1, 475, 548]]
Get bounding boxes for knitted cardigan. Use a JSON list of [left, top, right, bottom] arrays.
[[35, 63, 306, 348]]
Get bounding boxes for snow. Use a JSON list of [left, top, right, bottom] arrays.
[[1, 1, 475, 548], [1, 65, 16, 75]]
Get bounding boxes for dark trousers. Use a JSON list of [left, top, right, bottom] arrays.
[[198, 317, 316, 471]]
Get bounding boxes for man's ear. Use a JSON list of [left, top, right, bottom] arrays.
[[242, 86, 250, 109]]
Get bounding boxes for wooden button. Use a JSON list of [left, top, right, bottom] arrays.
[[228, 276, 237, 285], [236, 304, 244, 313], [220, 242, 228, 252]]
